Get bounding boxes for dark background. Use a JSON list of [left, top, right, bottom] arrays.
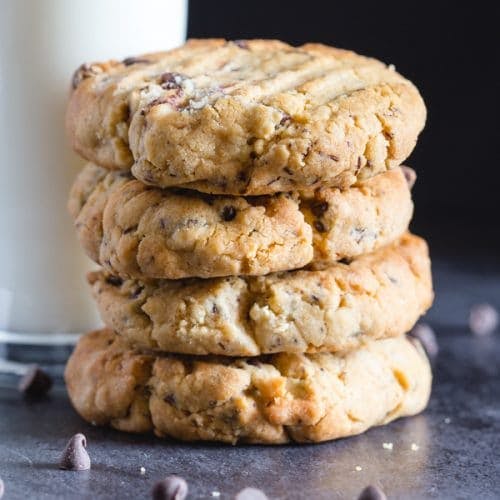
[[188, 0, 500, 255]]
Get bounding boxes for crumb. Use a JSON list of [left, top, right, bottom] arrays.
[[140, 466, 146, 475], [212, 492, 221, 497], [444, 417, 451, 424], [355, 466, 362, 472], [388, 64, 396, 71], [411, 443, 419, 451], [382, 442, 393, 450]]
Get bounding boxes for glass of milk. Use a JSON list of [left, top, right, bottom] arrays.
[[0, 0, 187, 363]]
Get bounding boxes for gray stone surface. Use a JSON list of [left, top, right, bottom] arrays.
[[0, 256, 499, 499]]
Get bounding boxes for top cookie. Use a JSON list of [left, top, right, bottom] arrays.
[[67, 39, 426, 195]]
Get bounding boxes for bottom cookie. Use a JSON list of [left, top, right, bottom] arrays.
[[65, 329, 431, 445]]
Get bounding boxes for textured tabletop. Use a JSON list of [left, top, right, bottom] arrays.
[[1, 254, 499, 499]]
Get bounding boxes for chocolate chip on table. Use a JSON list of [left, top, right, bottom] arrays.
[[469, 303, 499, 335], [18, 365, 53, 397], [221, 205, 237, 221], [357, 485, 387, 500], [408, 323, 439, 358], [235, 488, 269, 500], [59, 433, 91, 471], [151, 476, 188, 500], [401, 166, 417, 190], [0, 477, 4, 499]]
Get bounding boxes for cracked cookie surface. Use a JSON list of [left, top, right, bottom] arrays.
[[88, 233, 433, 356], [69, 163, 413, 279], [65, 329, 431, 444], [66, 39, 426, 195]]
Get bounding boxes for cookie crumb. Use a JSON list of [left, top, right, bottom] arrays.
[[388, 64, 396, 71], [355, 466, 363, 471], [140, 466, 146, 475], [382, 442, 393, 450], [444, 417, 451, 424], [411, 443, 419, 451], [211, 492, 221, 497]]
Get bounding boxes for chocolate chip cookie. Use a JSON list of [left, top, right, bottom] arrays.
[[65, 329, 431, 444], [69, 164, 412, 279], [66, 39, 426, 195], [88, 233, 433, 356]]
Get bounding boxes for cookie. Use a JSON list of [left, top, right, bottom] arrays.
[[66, 39, 426, 195], [88, 233, 433, 356], [69, 163, 413, 279], [65, 329, 432, 444]]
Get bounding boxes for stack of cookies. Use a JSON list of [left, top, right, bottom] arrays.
[[64, 39, 433, 444]]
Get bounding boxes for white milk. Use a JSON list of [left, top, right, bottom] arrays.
[[0, 0, 187, 336]]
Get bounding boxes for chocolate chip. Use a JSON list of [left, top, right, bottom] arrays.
[[164, 393, 176, 406], [235, 487, 269, 500], [105, 275, 123, 287], [160, 72, 183, 90], [233, 40, 249, 49], [59, 433, 91, 471], [71, 63, 102, 89], [237, 171, 248, 182], [245, 359, 261, 367], [149, 90, 184, 109], [18, 365, 52, 397], [469, 303, 499, 336], [130, 286, 145, 299], [212, 303, 219, 314], [0, 477, 4, 499], [408, 323, 439, 358], [151, 475, 188, 500], [280, 113, 291, 126], [313, 220, 326, 233], [355, 156, 363, 173], [311, 201, 329, 217], [221, 206, 237, 221], [401, 166, 417, 189], [357, 485, 387, 500], [122, 56, 151, 66]]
